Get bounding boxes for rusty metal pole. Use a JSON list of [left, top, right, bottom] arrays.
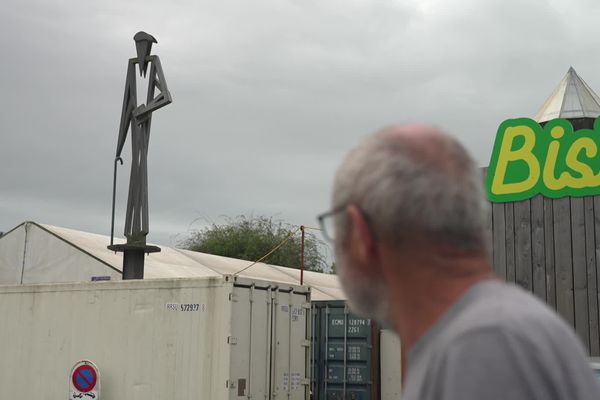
[[300, 225, 305, 285]]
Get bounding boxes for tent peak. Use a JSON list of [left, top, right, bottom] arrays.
[[534, 67, 600, 123]]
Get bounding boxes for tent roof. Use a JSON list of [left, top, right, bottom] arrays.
[[534, 67, 600, 123], [0, 221, 344, 301]]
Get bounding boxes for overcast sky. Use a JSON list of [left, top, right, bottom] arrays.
[[2, 0, 600, 250]]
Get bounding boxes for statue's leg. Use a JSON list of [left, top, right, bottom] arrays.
[[139, 123, 150, 236], [125, 121, 143, 240], [131, 140, 142, 238], [128, 120, 150, 239]]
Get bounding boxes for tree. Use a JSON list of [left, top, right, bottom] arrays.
[[180, 215, 328, 273]]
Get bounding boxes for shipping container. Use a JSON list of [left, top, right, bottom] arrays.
[[312, 301, 402, 400], [380, 329, 403, 399], [0, 275, 311, 399]]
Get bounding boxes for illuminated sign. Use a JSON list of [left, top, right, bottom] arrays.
[[486, 117, 600, 202]]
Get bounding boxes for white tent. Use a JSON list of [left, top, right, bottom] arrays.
[[0, 221, 344, 301]]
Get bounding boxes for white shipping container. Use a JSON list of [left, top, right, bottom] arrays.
[[0, 276, 311, 399], [380, 329, 402, 399]]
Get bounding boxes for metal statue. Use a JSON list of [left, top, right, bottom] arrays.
[[108, 31, 172, 279]]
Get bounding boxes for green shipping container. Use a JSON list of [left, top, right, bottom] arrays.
[[311, 301, 379, 400]]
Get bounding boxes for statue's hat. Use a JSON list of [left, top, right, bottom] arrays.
[[133, 31, 157, 77]]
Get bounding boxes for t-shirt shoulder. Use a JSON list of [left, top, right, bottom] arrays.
[[447, 281, 576, 342]]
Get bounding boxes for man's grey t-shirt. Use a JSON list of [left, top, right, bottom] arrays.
[[402, 280, 600, 400]]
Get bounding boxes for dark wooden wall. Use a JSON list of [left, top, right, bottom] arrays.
[[487, 194, 600, 356]]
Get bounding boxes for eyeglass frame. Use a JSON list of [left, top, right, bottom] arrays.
[[317, 204, 375, 243], [317, 204, 347, 242]]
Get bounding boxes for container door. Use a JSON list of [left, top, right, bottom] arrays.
[[270, 288, 310, 400], [229, 285, 273, 399], [311, 304, 321, 399], [316, 302, 377, 400]]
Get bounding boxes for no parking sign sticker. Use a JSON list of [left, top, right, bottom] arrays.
[[69, 360, 100, 399]]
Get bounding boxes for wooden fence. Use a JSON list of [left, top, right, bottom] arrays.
[[487, 193, 600, 356]]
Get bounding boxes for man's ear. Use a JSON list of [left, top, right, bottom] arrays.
[[347, 205, 379, 265]]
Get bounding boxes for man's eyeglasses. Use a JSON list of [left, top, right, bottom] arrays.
[[317, 204, 347, 242], [317, 205, 376, 244]]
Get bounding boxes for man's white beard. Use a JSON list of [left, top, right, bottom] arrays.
[[335, 251, 392, 328]]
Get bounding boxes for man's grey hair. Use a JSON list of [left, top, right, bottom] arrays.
[[333, 126, 490, 252]]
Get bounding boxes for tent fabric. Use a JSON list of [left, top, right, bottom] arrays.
[[0, 221, 344, 301], [534, 67, 600, 123], [22, 224, 122, 284], [0, 224, 26, 284]]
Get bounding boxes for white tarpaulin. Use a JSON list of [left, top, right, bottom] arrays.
[[0, 221, 344, 300], [0, 223, 25, 284]]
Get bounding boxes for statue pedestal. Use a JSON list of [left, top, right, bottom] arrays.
[[107, 243, 161, 280]]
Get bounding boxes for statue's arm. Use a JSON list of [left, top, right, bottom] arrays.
[[133, 55, 172, 119], [116, 59, 138, 158]]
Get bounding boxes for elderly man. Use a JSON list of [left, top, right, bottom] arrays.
[[321, 125, 600, 399]]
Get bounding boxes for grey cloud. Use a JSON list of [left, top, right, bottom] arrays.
[[1, 0, 599, 247]]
